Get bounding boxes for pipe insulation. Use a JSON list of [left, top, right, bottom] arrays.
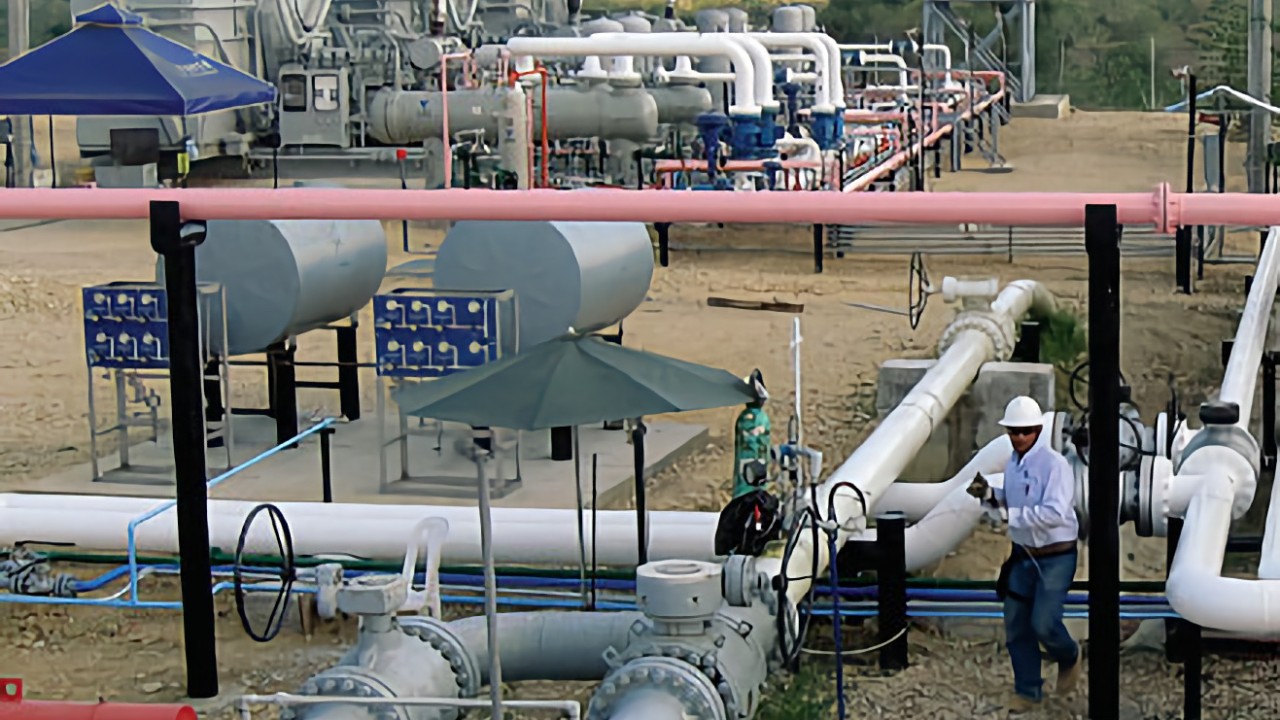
[[0, 186, 1258, 229], [365, 86, 660, 145], [505, 35, 764, 114], [783, 280, 1055, 606], [156, 217, 387, 356], [743, 32, 831, 110], [432, 220, 654, 350]]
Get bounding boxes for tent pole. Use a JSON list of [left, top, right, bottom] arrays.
[[573, 426, 589, 607]]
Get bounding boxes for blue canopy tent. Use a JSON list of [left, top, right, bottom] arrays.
[[0, 3, 276, 116]]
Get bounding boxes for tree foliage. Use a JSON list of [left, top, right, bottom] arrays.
[[7, 0, 1274, 110]]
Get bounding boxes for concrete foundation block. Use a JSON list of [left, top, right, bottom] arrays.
[[971, 362, 1056, 447], [876, 359, 954, 481]]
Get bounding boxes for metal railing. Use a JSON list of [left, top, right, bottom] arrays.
[[0, 418, 338, 609]]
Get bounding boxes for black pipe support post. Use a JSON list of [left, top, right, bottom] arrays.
[[1165, 517, 1202, 719], [1177, 73, 1198, 295], [150, 200, 219, 698], [550, 426, 573, 461], [320, 426, 335, 503], [876, 511, 908, 671], [336, 325, 361, 421], [1085, 203, 1121, 719], [633, 419, 649, 566], [812, 224, 825, 274], [1011, 321, 1041, 363], [656, 222, 671, 267]]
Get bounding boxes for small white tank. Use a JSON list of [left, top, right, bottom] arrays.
[[771, 5, 805, 33], [723, 7, 750, 33], [694, 8, 729, 33], [798, 4, 818, 31], [581, 17, 626, 35], [615, 13, 652, 33]]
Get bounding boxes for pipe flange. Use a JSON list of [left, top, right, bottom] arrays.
[[938, 311, 1015, 361], [398, 616, 481, 698], [588, 656, 726, 720], [722, 556, 756, 607], [287, 666, 407, 720]]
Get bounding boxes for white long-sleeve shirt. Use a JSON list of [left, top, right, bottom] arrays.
[[992, 442, 1079, 548]]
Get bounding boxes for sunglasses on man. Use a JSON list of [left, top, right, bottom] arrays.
[[1006, 427, 1039, 437]]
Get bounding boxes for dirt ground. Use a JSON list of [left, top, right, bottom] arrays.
[[1, 110, 1277, 718]]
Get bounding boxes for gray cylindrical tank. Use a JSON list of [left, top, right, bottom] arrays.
[[723, 7, 749, 32], [652, 17, 683, 33], [158, 218, 388, 356], [615, 13, 652, 32], [433, 220, 654, 350], [581, 17, 625, 35], [694, 8, 729, 33], [367, 86, 659, 144], [798, 4, 817, 31], [537, 86, 659, 141], [771, 5, 805, 32], [647, 85, 714, 125]]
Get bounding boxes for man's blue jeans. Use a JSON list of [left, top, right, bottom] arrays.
[[1003, 546, 1080, 701]]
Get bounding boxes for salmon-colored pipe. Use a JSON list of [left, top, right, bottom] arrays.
[[0, 701, 197, 720], [0, 185, 1210, 230]]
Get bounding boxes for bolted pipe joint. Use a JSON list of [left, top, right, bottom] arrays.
[[938, 310, 1016, 361], [289, 575, 465, 720]]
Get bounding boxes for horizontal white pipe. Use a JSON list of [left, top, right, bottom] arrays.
[[783, 281, 1052, 605], [1220, 227, 1280, 429], [747, 32, 832, 111], [240, 694, 580, 720], [849, 483, 987, 571], [878, 433, 1014, 521], [657, 55, 736, 83], [506, 35, 762, 114], [449, 611, 642, 684], [0, 497, 719, 566]]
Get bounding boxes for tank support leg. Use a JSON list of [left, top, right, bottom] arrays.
[[337, 324, 361, 422], [268, 342, 299, 448]]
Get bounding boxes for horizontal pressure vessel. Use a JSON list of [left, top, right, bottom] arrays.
[[158, 218, 388, 356], [432, 220, 654, 350], [647, 85, 714, 125], [366, 86, 660, 144]]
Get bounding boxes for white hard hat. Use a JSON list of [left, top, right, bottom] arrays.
[[998, 396, 1044, 428]]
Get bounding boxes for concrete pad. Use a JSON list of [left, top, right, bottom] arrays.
[[18, 413, 707, 510], [1011, 94, 1070, 120]]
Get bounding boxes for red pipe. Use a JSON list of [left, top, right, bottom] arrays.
[[0, 701, 196, 720], [0, 184, 1215, 230]]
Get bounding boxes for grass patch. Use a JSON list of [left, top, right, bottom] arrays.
[[756, 664, 838, 720], [1027, 306, 1087, 409]]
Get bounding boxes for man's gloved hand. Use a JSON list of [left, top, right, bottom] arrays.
[[966, 473, 991, 500]]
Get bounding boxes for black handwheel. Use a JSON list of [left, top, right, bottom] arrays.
[[1068, 361, 1129, 413], [907, 251, 930, 330], [234, 503, 296, 643]]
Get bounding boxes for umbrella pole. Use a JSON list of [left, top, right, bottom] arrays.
[[474, 451, 504, 720], [633, 418, 648, 566], [573, 426, 589, 608]]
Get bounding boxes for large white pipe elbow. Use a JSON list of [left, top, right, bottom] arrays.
[[859, 52, 910, 90], [747, 33, 831, 112], [1167, 472, 1280, 633], [506, 35, 761, 115], [878, 433, 1013, 521], [713, 33, 778, 112]]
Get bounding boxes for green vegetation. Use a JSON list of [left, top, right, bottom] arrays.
[[756, 664, 838, 720], [7, 0, 1274, 110]]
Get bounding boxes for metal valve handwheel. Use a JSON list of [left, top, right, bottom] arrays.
[[842, 251, 934, 329], [907, 251, 931, 330], [234, 503, 296, 643], [1068, 361, 1130, 414]]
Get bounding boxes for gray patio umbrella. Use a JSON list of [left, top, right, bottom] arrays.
[[393, 333, 758, 429], [392, 333, 757, 720]]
